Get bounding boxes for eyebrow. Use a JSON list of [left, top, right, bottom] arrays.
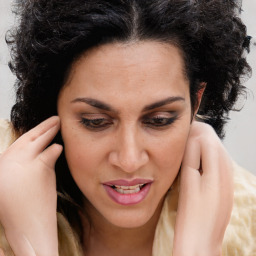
[[71, 96, 185, 112], [71, 97, 114, 112], [142, 96, 185, 112]]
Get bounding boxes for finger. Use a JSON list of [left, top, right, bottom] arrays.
[[190, 122, 224, 181], [18, 116, 60, 143], [180, 137, 201, 191], [182, 137, 201, 170], [38, 144, 63, 169], [200, 137, 230, 178], [29, 116, 60, 142], [199, 138, 234, 222], [199, 136, 233, 196], [31, 122, 61, 156], [200, 138, 219, 178], [8, 117, 60, 155]]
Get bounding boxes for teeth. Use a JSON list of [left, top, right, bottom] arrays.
[[112, 184, 145, 194], [115, 187, 140, 194], [114, 184, 144, 190]]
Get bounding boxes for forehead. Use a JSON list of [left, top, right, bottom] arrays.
[[61, 41, 189, 103]]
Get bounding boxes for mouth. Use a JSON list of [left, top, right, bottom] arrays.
[[103, 179, 153, 205], [110, 184, 146, 194]]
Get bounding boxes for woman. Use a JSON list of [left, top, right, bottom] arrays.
[[0, 0, 255, 255]]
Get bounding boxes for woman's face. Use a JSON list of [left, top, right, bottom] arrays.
[[58, 41, 193, 228]]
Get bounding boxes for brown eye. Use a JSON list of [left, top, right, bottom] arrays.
[[143, 115, 177, 128], [80, 117, 113, 130]]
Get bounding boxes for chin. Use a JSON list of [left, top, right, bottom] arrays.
[[105, 209, 155, 229]]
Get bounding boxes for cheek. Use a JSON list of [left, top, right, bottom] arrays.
[[61, 124, 102, 182], [153, 126, 190, 175]]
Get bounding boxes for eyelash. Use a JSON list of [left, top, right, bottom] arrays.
[[80, 115, 177, 131], [142, 116, 176, 127], [80, 118, 113, 131]]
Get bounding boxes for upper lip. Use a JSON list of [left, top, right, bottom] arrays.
[[103, 179, 153, 186]]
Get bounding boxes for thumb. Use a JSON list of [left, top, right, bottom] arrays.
[[39, 144, 63, 169], [180, 138, 201, 191], [182, 136, 201, 170]]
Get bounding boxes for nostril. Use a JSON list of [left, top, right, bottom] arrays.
[[108, 140, 149, 172]]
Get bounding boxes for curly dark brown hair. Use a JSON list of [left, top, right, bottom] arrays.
[[8, 0, 251, 137], [6, 0, 251, 240]]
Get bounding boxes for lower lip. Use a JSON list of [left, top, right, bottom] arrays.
[[103, 183, 152, 206]]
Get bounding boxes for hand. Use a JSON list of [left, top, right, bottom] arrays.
[[0, 116, 62, 256], [173, 121, 234, 256]]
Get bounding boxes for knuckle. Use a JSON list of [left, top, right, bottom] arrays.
[[38, 154, 54, 171], [192, 122, 219, 143], [38, 156, 51, 169]]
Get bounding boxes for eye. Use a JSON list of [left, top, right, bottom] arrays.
[[80, 117, 113, 130], [142, 113, 177, 128]]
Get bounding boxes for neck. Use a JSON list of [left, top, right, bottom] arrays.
[[80, 199, 164, 256]]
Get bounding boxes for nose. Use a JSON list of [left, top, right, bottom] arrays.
[[108, 125, 149, 173]]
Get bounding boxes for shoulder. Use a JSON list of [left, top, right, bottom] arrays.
[[0, 120, 16, 255], [222, 162, 256, 256], [0, 119, 16, 153]]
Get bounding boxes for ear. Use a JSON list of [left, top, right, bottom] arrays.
[[194, 82, 206, 117]]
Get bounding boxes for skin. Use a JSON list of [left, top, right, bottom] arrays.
[[0, 41, 233, 256], [57, 41, 192, 255], [0, 117, 61, 256], [174, 122, 233, 256]]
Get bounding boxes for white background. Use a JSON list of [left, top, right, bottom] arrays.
[[0, 0, 256, 174]]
